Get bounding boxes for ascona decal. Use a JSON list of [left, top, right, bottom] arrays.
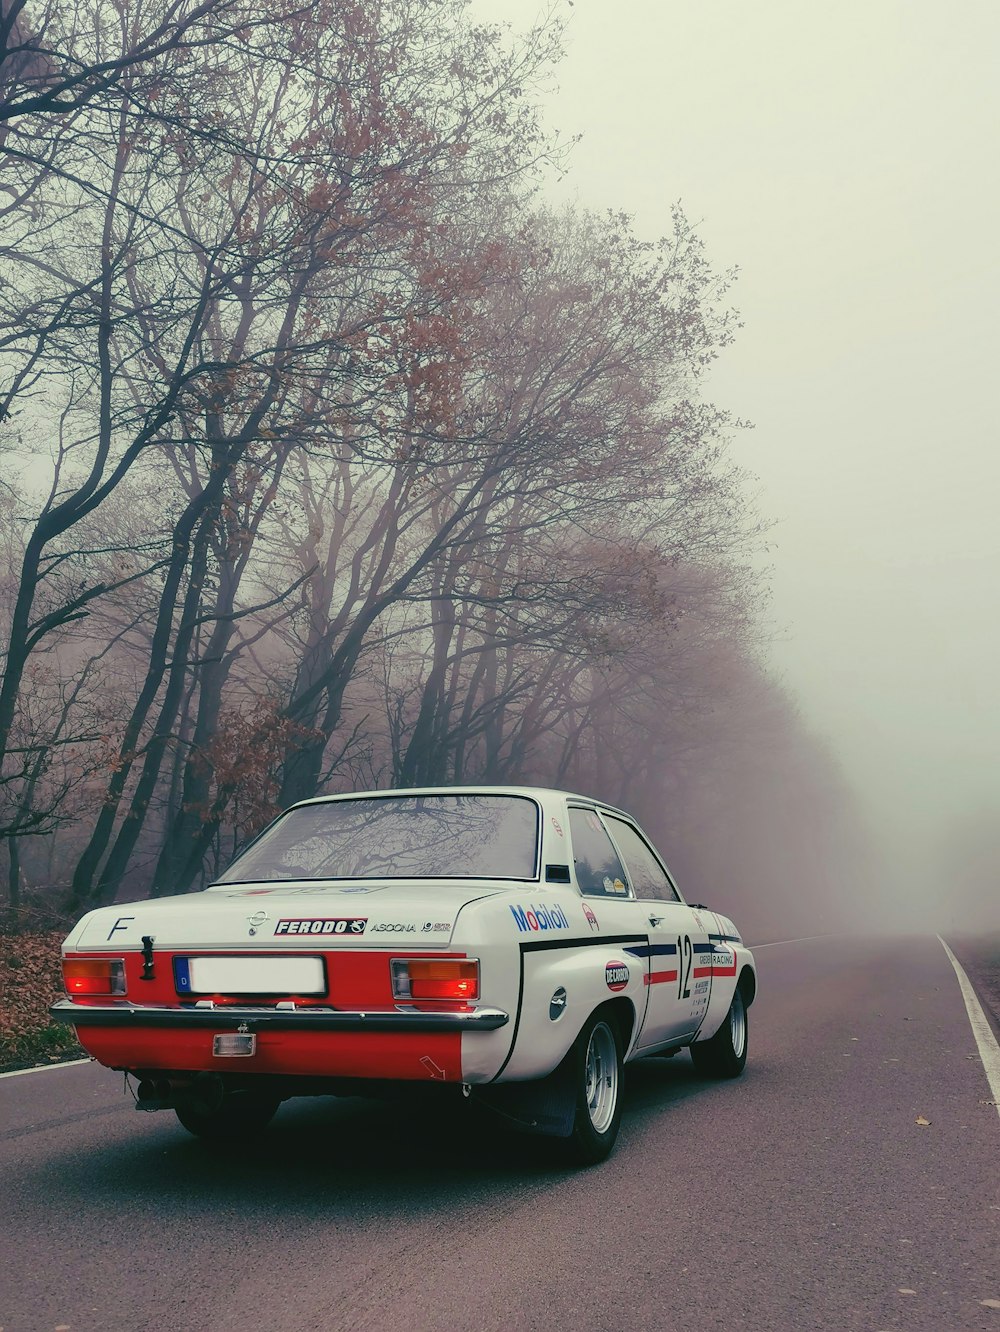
[[274, 918, 366, 936], [510, 903, 570, 933]]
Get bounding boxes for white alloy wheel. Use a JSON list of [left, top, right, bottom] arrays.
[[564, 1010, 625, 1165], [690, 982, 749, 1079], [584, 1020, 620, 1134], [728, 986, 747, 1060]]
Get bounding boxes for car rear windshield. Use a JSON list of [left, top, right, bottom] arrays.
[[214, 794, 540, 883]]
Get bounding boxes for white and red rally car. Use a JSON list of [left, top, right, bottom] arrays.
[[52, 787, 756, 1164]]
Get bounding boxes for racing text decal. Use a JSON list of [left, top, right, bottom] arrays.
[[709, 946, 737, 976]]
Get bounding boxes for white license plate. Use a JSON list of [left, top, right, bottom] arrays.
[[186, 955, 325, 994], [213, 1033, 256, 1057]]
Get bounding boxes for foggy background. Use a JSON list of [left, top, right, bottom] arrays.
[[1, 0, 996, 940], [475, 0, 1000, 933]]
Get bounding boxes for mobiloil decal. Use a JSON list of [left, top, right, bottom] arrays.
[[510, 903, 570, 933]]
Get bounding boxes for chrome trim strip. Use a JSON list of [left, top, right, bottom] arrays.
[[49, 999, 508, 1033]]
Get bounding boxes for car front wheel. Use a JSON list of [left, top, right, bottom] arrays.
[[690, 985, 748, 1078], [564, 1011, 624, 1166]]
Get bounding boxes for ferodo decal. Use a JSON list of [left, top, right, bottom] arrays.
[[605, 962, 629, 992], [274, 918, 366, 936], [510, 902, 570, 933]]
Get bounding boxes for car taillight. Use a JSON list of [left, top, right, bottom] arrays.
[[63, 958, 127, 996], [391, 958, 479, 1002]]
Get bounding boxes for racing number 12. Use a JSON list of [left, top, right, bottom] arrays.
[[677, 934, 692, 999]]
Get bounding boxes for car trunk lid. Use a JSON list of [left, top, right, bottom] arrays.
[[71, 880, 509, 951]]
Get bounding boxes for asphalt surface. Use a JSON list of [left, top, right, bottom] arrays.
[[1, 935, 998, 1332]]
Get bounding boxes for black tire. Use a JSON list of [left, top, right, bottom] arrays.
[[175, 1092, 281, 1140], [563, 1011, 624, 1166], [690, 985, 748, 1079]]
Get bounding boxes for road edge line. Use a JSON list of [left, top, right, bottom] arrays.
[[750, 934, 834, 948], [0, 1058, 91, 1080], [938, 935, 1000, 1121]]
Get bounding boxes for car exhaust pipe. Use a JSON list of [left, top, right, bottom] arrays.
[[135, 1077, 175, 1112]]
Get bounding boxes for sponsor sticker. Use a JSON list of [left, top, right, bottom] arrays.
[[605, 962, 629, 991], [551, 817, 564, 838], [510, 902, 570, 933], [274, 918, 366, 936], [711, 947, 737, 976], [582, 902, 600, 932]]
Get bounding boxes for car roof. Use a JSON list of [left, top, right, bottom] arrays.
[[285, 785, 634, 821]]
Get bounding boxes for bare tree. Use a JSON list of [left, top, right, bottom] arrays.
[[0, 0, 564, 903]]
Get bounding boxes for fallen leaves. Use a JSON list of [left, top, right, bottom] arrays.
[[914, 1115, 931, 1126], [0, 932, 82, 1070]]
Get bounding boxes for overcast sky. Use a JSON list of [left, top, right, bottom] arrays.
[[479, 0, 1000, 923]]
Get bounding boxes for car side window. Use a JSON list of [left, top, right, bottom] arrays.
[[568, 807, 631, 897], [602, 816, 680, 902]]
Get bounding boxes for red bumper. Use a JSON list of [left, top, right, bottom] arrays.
[[51, 999, 508, 1082]]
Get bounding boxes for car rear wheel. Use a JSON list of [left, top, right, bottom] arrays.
[[563, 1012, 624, 1165], [175, 1091, 281, 1140], [690, 985, 748, 1078]]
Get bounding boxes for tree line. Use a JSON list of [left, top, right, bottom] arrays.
[[0, 0, 874, 933]]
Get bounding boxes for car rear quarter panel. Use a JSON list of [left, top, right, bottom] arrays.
[[455, 889, 648, 1083]]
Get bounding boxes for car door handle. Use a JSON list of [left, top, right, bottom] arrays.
[[648, 914, 664, 926]]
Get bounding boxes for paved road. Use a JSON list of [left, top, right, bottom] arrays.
[[1, 935, 998, 1332]]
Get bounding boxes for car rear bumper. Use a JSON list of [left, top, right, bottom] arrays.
[[50, 998, 509, 1033]]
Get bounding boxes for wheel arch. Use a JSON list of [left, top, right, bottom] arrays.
[[737, 964, 756, 1008], [592, 995, 637, 1053]]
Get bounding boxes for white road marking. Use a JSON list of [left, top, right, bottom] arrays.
[[938, 936, 1000, 1121], [0, 1058, 91, 1080], [750, 934, 835, 948]]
